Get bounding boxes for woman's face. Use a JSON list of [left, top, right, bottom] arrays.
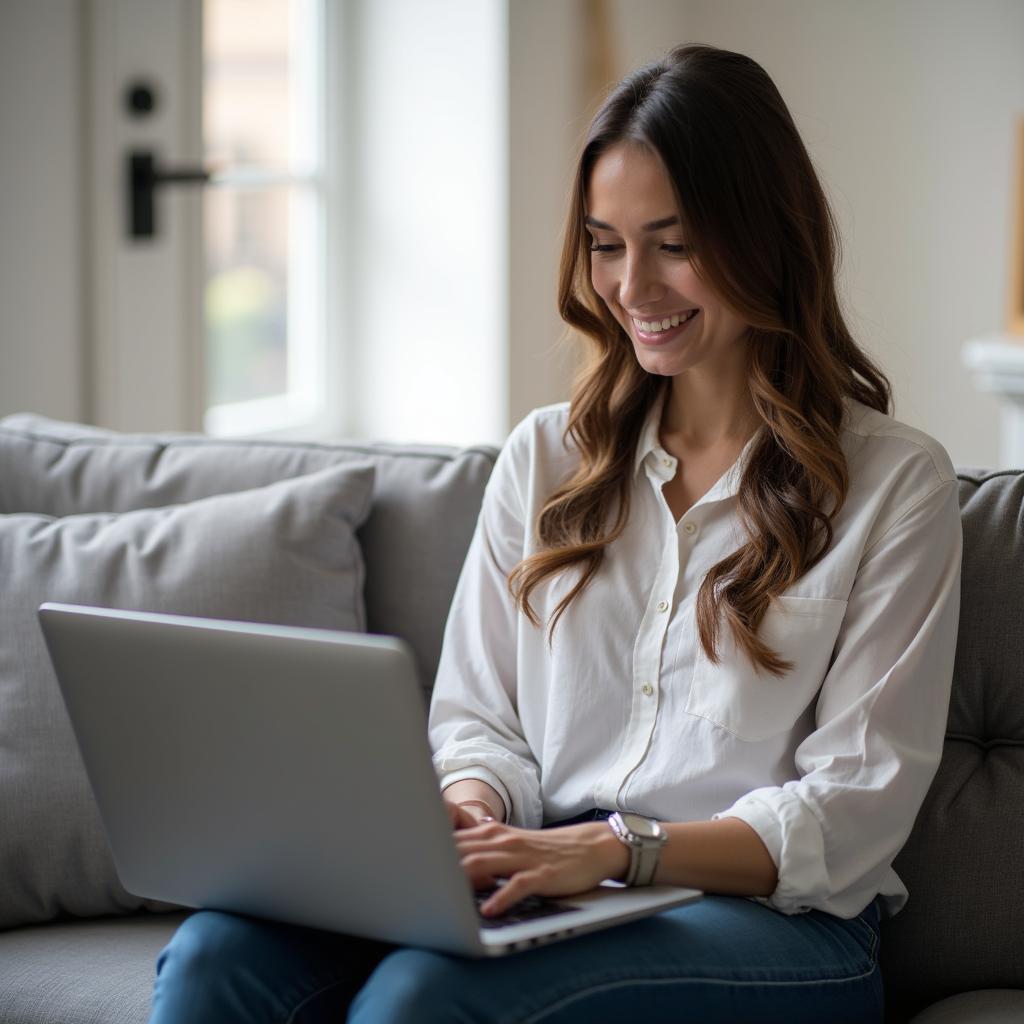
[[585, 141, 750, 379]]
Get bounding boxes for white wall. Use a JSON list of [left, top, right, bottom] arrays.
[[598, 0, 1024, 468], [0, 0, 85, 422], [506, 0, 586, 428]]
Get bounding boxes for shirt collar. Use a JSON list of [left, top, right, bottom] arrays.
[[632, 387, 763, 504], [633, 385, 670, 478]]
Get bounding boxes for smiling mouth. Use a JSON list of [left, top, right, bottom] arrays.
[[630, 309, 700, 345], [630, 309, 699, 333]]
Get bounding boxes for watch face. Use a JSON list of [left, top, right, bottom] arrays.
[[620, 812, 660, 839]]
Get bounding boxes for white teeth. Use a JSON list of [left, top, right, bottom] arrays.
[[634, 310, 696, 333]]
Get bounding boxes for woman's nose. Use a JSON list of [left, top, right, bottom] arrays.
[[617, 251, 663, 310]]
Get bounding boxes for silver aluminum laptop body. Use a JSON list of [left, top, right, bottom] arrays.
[[37, 603, 701, 957]]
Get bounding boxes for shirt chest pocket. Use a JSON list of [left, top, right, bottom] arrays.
[[684, 595, 848, 742]]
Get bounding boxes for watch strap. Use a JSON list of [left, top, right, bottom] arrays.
[[632, 837, 662, 886]]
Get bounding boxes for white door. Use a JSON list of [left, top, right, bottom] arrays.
[[87, 0, 333, 436]]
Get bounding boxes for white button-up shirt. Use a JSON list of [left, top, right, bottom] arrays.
[[428, 392, 963, 920]]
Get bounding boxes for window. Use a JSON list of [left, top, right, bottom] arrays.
[[198, 0, 507, 446], [201, 0, 324, 436]]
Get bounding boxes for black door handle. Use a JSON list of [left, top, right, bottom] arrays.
[[127, 149, 213, 240]]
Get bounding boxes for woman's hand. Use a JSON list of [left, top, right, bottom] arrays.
[[454, 821, 630, 917]]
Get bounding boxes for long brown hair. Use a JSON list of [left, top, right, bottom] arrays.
[[508, 44, 892, 676]]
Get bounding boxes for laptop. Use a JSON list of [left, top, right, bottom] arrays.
[[37, 602, 701, 957]]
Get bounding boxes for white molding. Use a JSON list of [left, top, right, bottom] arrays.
[[962, 334, 1024, 467], [321, 0, 354, 438], [962, 335, 1024, 394], [86, 0, 117, 428], [205, 391, 321, 439], [181, 0, 205, 432]]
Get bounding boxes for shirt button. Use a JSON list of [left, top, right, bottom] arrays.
[[662, 457, 673, 468], [640, 682, 654, 696], [657, 600, 669, 612], [683, 521, 697, 535]]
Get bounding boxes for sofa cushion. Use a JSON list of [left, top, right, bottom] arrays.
[[0, 413, 498, 693], [0, 911, 191, 1024], [881, 469, 1024, 1021], [0, 462, 374, 930]]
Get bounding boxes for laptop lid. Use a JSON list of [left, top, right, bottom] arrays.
[[38, 602, 700, 957]]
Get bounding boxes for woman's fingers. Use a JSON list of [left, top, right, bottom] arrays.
[[459, 850, 531, 888], [454, 822, 610, 915], [454, 821, 515, 850], [458, 849, 585, 909], [479, 867, 549, 917]]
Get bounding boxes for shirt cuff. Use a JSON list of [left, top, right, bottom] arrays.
[[713, 785, 829, 915], [439, 765, 512, 823]]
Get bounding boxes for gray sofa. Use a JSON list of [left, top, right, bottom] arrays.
[[0, 413, 1020, 1024]]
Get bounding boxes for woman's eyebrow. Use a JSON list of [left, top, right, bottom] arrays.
[[584, 214, 680, 232]]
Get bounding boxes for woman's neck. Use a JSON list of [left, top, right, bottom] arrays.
[[659, 371, 760, 453]]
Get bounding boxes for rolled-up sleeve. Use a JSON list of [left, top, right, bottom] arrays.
[[714, 476, 963, 917], [427, 419, 544, 828]]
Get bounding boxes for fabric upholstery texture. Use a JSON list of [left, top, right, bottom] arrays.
[[0, 911, 190, 1024], [0, 414, 498, 691], [880, 469, 1024, 1021], [0, 463, 374, 930]]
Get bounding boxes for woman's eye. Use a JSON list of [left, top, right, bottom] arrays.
[[587, 243, 690, 256]]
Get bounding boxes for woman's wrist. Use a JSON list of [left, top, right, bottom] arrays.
[[457, 798, 501, 821], [585, 822, 631, 882], [441, 779, 506, 822]]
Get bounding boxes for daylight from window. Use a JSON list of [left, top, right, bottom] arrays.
[[202, 0, 320, 431]]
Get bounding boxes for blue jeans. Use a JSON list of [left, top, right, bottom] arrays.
[[148, 810, 884, 1023]]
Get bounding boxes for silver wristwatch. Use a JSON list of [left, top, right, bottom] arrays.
[[607, 811, 668, 886]]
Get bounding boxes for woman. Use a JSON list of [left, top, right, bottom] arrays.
[[150, 43, 962, 1023]]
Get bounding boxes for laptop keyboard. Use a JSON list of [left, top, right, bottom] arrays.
[[474, 889, 581, 930]]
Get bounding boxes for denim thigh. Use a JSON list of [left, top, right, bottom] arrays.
[[148, 909, 394, 1024], [347, 894, 884, 1024]]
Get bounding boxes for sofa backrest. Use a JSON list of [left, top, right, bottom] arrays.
[[880, 468, 1024, 1021], [0, 414, 497, 692]]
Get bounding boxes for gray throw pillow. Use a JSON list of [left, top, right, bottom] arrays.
[[0, 462, 374, 930]]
